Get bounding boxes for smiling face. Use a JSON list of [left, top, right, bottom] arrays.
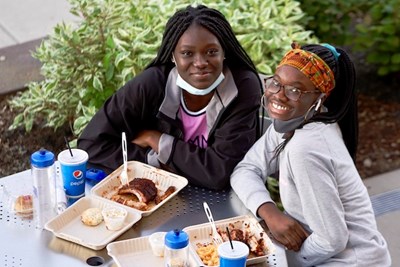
[[172, 23, 225, 89], [265, 65, 322, 121]]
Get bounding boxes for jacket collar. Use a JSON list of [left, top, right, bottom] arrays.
[[159, 66, 238, 132]]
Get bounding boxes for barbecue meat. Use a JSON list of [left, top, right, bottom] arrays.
[[155, 186, 176, 204], [118, 178, 157, 203], [230, 228, 245, 242], [111, 194, 149, 211]]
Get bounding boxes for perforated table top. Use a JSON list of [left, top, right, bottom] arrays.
[[0, 169, 287, 267]]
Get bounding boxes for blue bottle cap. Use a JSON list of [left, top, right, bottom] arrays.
[[86, 168, 106, 183], [31, 149, 55, 168], [165, 229, 189, 249]]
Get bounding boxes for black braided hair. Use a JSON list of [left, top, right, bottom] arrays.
[[146, 4, 258, 73], [304, 44, 358, 161]]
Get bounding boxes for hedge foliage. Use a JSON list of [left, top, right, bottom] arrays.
[[299, 0, 400, 76], [9, 0, 316, 135]]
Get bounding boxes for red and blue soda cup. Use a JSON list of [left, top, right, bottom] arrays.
[[57, 149, 89, 206]]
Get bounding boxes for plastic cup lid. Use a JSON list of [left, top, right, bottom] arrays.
[[218, 241, 249, 259], [31, 149, 55, 168], [165, 229, 189, 249], [58, 149, 89, 165]]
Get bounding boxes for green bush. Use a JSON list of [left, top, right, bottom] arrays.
[[298, 0, 400, 76], [297, 0, 367, 45], [10, 0, 316, 136], [353, 0, 400, 76]]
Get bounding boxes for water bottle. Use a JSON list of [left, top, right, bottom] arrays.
[[164, 229, 189, 267], [31, 149, 57, 229]]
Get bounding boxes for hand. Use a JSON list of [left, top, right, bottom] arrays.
[[258, 202, 309, 251], [132, 130, 162, 153]]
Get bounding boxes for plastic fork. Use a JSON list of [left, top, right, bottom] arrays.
[[120, 132, 129, 185], [203, 202, 224, 246]]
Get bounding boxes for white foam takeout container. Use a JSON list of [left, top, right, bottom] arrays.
[[91, 161, 188, 216], [106, 235, 200, 267], [183, 215, 276, 266], [45, 197, 141, 250]]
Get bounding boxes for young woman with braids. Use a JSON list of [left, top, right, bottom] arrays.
[[77, 5, 262, 190], [231, 43, 391, 266]]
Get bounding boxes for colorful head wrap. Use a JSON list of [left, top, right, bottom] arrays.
[[277, 42, 335, 96]]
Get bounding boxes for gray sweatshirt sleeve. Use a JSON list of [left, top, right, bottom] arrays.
[[282, 126, 351, 265], [230, 126, 280, 217]]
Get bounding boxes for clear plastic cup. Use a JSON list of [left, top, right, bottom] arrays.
[[149, 232, 167, 257]]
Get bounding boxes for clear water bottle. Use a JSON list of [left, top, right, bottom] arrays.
[[31, 149, 57, 229], [164, 229, 189, 267]]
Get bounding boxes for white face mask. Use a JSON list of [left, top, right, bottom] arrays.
[[176, 72, 225, 96]]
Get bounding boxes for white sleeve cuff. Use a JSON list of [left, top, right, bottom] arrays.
[[146, 149, 161, 168], [158, 133, 174, 164]]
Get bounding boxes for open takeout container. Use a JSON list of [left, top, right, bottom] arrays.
[[1, 173, 34, 219], [45, 196, 141, 250], [91, 161, 188, 216], [106, 235, 199, 267], [183, 215, 276, 266]]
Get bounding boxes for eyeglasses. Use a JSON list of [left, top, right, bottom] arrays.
[[264, 77, 320, 101]]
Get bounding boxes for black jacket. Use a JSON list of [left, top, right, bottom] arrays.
[[78, 65, 261, 190]]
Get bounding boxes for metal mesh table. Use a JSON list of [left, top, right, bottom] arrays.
[[0, 169, 287, 267]]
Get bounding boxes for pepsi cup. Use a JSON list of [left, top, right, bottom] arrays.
[[218, 240, 249, 267], [57, 149, 89, 206]]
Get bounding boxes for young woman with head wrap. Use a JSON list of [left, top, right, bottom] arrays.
[[231, 42, 391, 266], [78, 5, 262, 190]]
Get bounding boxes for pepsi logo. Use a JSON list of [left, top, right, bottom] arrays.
[[73, 170, 84, 179]]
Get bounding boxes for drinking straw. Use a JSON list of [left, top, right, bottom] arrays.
[[64, 136, 74, 157], [226, 226, 234, 250]]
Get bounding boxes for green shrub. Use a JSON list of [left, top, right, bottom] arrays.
[[207, 0, 317, 74], [10, 0, 316, 136], [297, 0, 367, 45], [298, 0, 400, 76], [353, 0, 400, 76]]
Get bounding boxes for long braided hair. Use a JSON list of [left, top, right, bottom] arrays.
[[305, 44, 358, 161], [146, 4, 258, 73], [272, 44, 358, 162]]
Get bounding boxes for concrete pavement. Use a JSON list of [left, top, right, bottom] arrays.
[[0, 0, 399, 265], [0, 0, 76, 48], [365, 169, 400, 266], [0, 0, 77, 94]]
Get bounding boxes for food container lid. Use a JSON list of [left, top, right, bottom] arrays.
[[165, 229, 189, 249], [2, 181, 34, 217], [58, 149, 89, 165], [218, 240, 249, 259], [31, 149, 55, 168]]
